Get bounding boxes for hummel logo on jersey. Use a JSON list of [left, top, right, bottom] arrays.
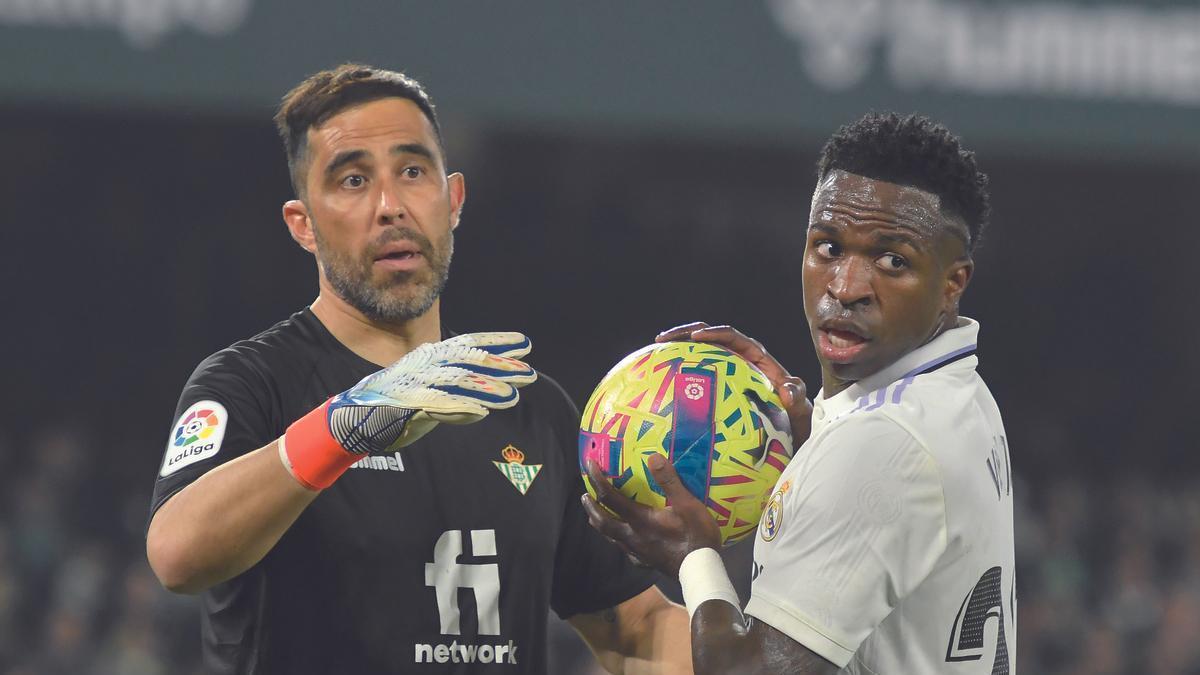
[[348, 451, 405, 472]]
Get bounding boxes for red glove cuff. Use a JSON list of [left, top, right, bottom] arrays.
[[281, 399, 361, 491]]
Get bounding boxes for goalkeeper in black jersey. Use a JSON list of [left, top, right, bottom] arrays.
[[146, 63, 691, 675]]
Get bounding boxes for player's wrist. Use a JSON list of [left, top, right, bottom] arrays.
[[678, 547, 741, 620], [280, 398, 361, 491]]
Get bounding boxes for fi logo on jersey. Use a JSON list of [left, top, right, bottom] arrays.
[[160, 400, 227, 477]]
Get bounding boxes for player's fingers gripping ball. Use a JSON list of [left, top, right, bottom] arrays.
[[579, 342, 794, 546], [283, 332, 537, 490]]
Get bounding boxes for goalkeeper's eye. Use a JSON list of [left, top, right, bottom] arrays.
[[341, 174, 367, 189]]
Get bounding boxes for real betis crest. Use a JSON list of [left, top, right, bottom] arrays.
[[493, 445, 542, 495]]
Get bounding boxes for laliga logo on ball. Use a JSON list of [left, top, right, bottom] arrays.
[[684, 380, 705, 401]]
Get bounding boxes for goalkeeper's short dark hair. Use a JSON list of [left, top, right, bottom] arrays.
[[274, 63, 443, 198], [817, 113, 990, 253]]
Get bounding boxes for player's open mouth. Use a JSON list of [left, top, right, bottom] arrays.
[[379, 251, 419, 260], [374, 249, 425, 271], [817, 328, 871, 362]]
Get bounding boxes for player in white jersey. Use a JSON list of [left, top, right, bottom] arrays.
[[583, 113, 1014, 674]]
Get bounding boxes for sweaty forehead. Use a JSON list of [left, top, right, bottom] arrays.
[[809, 170, 952, 242]]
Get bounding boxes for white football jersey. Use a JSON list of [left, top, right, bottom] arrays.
[[745, 318, 1015, 674]]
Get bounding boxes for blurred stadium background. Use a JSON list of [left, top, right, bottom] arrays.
[[1, 1, 1198, 673]]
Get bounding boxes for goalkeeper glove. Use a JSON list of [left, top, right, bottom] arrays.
[[281, 332, 537, 490]]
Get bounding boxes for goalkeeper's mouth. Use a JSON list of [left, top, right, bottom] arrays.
[[373, 243, 426, 271]]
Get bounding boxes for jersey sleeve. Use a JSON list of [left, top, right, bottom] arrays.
[[541, 377, 657, 619], [743, 413, 947, 668], [149, 348, 277, 519]]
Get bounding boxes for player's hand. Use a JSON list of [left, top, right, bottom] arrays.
[[581, 455, 721, 577], [331, 332, 537, 452], [281, 332, 536, 490], [657, 322, 813, 448]]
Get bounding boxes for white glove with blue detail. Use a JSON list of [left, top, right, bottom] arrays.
[[281, 332, 536, 490]]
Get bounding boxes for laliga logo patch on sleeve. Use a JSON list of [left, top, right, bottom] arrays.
[[160, 400, 228, 477]]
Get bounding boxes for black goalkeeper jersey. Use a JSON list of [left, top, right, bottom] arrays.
[[150, 308, 655, 674]]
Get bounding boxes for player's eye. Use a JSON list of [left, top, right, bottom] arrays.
[[402, 166, 424, 179], [341, 174, 367, 189], [813, 241, 839, 259], [877, 253, 908, 271]]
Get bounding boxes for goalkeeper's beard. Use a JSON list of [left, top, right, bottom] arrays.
[[313, 224, 454, 324]]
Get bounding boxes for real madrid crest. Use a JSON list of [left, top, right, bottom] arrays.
[[760, 480, 790, 542], [493, 445, 543, 495]]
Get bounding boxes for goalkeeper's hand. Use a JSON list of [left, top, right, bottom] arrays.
[[280, 332, 537, 491]]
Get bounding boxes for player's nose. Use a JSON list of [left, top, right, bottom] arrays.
[[376, 180, 407, 224], [827, 256, 873, 307]]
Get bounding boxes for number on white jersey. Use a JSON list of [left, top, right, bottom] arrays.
[[946, 566, 1010, 674]]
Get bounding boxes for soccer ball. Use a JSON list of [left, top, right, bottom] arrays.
[[579, 341, 794, 546]]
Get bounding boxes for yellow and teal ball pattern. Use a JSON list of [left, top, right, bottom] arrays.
[[579, 341, 794, 546]]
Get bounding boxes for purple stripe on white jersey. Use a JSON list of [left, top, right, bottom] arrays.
[[891, 344, 977, 404], [833, 344, 978, 422], [901, 344, 978, 380], [891, 376, 916, 404], [864, 388, 888, 411]]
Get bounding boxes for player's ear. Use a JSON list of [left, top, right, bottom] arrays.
[[447, 172, 466, 231], [283, 200, 318, 255], [943, 258, 973, 312]]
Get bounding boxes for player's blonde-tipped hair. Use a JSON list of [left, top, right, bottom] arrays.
[[273, 63, 443, 197]]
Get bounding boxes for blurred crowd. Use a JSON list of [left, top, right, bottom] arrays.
[[1016, 474, 1200, 675], [2, 426, 1199, 674], [0, 427, 200, 675]]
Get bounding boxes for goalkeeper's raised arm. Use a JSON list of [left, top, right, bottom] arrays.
[[147, 332, 535, 594]]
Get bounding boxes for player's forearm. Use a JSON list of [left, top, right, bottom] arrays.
[[692, 603, 838, 675], [147, 439, 317, 594], [691, 601, 758, 674], [679, 548, 837, 675]]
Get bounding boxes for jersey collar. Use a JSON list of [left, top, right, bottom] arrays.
[[812, 317, 980, 429]]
